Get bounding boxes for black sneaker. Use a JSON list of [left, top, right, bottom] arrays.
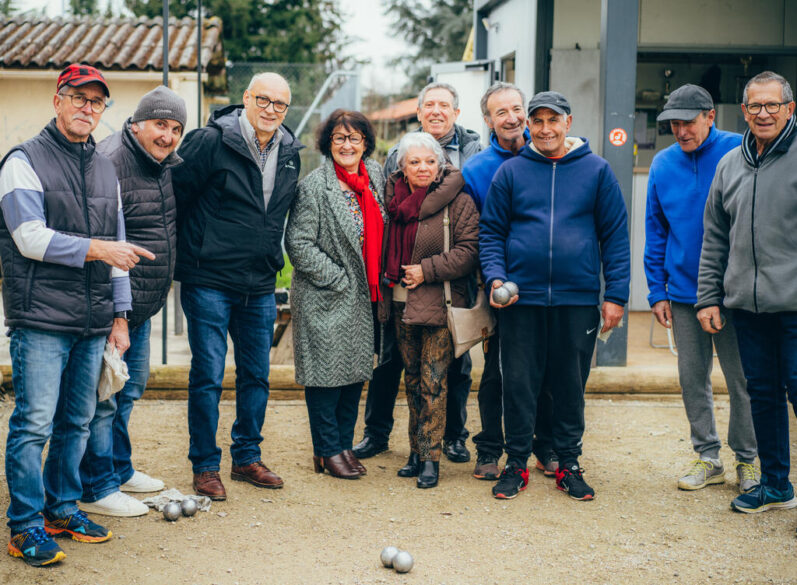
[[44, 510, 112, 543], [556, 463, 595, 501], [8, 526, 66, 567], [492, 464, 529, 499]]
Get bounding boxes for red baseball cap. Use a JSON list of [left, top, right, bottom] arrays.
[[57, 63, 110, 97]]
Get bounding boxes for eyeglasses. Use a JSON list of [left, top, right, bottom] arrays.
[[331, 133, 364, 145], [60, 92, 107, 113], [253, 95, 290, 113], [744, 102, 789, 115]]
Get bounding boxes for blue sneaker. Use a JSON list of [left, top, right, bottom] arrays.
[[8, 526, 66, 567], [44, 510, 112, 543], [730, 483, 797, 514]]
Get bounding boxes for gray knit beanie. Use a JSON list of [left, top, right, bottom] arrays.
[[131, 86, 187, 128]]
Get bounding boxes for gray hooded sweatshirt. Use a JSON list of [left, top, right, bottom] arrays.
[[696, 114, 797, 313]]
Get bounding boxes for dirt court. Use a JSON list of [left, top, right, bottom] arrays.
[[0, 395, 795, 585]]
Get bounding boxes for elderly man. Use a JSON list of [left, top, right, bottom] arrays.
[[461, 82, 556, 481], [0, 64, 153, 566], [480, 91, 630, 500], [697, 71, 797, 514], [172, 72, 302, 501], [354, 81, 481, 463], [645, 84, 759, 494], [79, 86, 187, 517]]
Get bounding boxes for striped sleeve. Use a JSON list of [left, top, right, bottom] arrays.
[[0, 151, 90, 267], [112, 182, 132, 313]]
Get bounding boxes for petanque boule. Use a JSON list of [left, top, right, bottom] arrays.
[[492, 286, 511, 305], [392, 550, 414, 573], [163, 501, 181, 521], [502, 281, 519, 298], [380, 546, 400, 568], [180, 498, 198, 517]]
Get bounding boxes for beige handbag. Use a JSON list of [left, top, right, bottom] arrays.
[[443, 205, 496, 358]]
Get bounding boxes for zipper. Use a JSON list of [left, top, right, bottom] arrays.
[[751, 166, 759, 313], [159, 177, 172, 306], [547, 162, 557, 305], [80, 144, 92, 334], [23, 263, 35, 311]]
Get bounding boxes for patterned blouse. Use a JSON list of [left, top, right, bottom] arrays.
[[342, 189, 365, 245]]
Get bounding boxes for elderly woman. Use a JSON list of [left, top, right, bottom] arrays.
[[286, 109, 386, 479], [379, 132, 479, 488]]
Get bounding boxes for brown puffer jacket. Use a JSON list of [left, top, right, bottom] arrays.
[[378, 165, 480, 327]]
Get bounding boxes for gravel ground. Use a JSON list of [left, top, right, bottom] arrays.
[[0, 395, 795, 585]]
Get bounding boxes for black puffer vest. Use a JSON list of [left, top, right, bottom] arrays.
[[98, 121, 180, 330], [0, 120, 118, 336]]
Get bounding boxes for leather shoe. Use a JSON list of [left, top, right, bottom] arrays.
[[352, 436, 388, 459], [313, 453, 361, 479], [443, 439, 471, 463], [230, 461, 284, 489], [342, 450, 366, 475], [397, 453, 421, 477], [417, 460, 439, 488], [193, 471, 227, 501]]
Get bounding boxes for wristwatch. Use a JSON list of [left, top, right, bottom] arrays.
[[114, 311, 128, 320]]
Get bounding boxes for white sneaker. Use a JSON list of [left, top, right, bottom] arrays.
[[120, 470, 165, 493], [80, 491, 149, 517]]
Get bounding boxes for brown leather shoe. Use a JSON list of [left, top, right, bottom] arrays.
[[230, 461, 284, 489], [342, 450, 367, 475], [193, 471, 227, 500], [313, 453, 361, 479]]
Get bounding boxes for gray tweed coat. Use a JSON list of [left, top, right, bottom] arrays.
[[285, 157, 387, 387]]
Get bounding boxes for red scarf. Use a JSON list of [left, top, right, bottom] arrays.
[[334, 159, 384, 301], [384, 177, 427, 284]]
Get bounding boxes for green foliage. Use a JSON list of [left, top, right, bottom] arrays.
[[70, 0, 98, 16], [0, 0, 14, 16], [382, 0, 472, 91], [275, 254, 293, 289], [124, 0, 349, 65]]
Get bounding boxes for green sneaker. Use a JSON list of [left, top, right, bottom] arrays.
[[8, 526, 66, 567], [677, 459, 725, 490], [734, 461, 761, 494], [731, 483, 797, 514]]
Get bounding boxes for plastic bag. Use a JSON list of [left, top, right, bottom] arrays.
[[97, 342, 129, 401]]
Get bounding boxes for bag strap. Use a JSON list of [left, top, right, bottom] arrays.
[[443, 205, 453, 307]]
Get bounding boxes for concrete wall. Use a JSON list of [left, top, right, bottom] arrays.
[[482, 0, 538, 98], [0, 71, 209, 156]]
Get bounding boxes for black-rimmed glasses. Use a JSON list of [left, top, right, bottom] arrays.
[[331, 133, 363, 145], [60, 92, 107, 113], [744, 102, 789, 115], [254, 95, 290, 113]]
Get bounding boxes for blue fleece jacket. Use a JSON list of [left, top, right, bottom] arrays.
[[643, 126, 741, 306], [479, 138, 630, 307], [462, 129, 530, 212]]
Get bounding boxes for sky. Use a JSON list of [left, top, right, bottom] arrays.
[[25, 0, 413, 93]]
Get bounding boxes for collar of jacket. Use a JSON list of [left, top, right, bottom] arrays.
[[741, 113, 796, 167], [489, 128, 531, 155], [121, 118, 183, 174], [210, 105, 304, 163], [43, 117, 96, 161], [523, 136, 590, 164]]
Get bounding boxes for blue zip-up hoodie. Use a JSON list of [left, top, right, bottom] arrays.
[[480, 138, 630, 306], [643, 126, 741, 306], [462, 129, 530, 212]]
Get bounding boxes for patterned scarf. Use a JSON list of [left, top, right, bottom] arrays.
[[334, 159, 384, 301], [741, 113, 796, 167]]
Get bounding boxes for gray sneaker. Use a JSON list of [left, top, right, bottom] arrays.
[[677, 458, 725, 490], [735, 461, 761, 494]]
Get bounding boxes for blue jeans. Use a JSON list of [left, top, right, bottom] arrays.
[[305, 383, 363, 457], [181, 285, 276, 473], [80, 320, 152, 502], [733, 310, 797, 491], [5, 328, 105, 533]]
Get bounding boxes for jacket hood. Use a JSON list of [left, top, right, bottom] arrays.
[[490, 128, 531, 154], [522, 136, 591, 164], [208, 105, 304, 155], [456, 124, 481, 147]]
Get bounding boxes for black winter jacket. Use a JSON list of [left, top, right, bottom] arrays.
[[97, 120, 181, 330], [172, 105, 303, 294], [0, 120, 118, 336]]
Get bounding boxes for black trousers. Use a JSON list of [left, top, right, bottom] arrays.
[[362, 322, 471, 444], [472, 324, 554, 460], [305, 382, 364, 457], [500, 305, 599, 468]]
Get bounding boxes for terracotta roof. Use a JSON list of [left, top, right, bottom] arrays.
[[368, 98, 417, 122], [0, 15, 223, 72]]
